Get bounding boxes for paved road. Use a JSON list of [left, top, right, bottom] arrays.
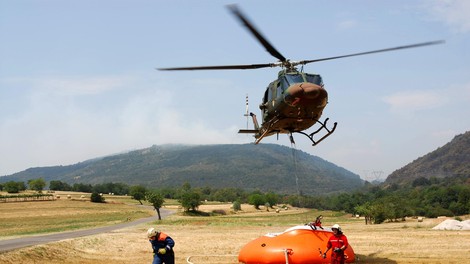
[[0, 208, 174, 253]]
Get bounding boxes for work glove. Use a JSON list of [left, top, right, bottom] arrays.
[[333, 247, 342, 253], [158, 248, 167, 255], [322, 253, 326, 259]]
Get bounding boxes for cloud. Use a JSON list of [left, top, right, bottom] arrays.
[[37, 76, 131, 95], [337, 19, 358, 30], [424, 0, 470, 33], [0, 74, 245, 175], [382, 90, 447, 114]]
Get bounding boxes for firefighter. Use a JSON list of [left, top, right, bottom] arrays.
[[147, 228, 175, 264], [313, 215, 324, 229], [322, 224, 349, 264]]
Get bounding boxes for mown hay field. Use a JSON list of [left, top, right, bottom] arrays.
[[1, 198, 470, 264], [0, 191, 153, 238]]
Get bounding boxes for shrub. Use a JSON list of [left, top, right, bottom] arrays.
[[90, 192, 105, 203], [232, 200, 241, 211]]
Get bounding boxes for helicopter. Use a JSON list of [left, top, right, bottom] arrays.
[[158, 4, 444, 146]]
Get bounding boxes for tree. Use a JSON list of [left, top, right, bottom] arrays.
[[93, 182, 130, 195], [72, 183, 93, 193], [248, 193, 265, 210], [4, 181, 25, 193], [130, 185, 147, 205], [146, 191, 165, 220], [212, 188, 241, 202], [181, 182, 191, 192], [412, 177, 431, 187], [370, 202, 387, 224], [49, 180, 72, 191], [28, 178, 46, 192], [265, 192, 279, 208], [355, 202, 373, 225], [18, 181, 26, 192], [179, 191, 202, 212]]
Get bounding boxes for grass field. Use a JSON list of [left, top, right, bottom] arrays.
[[0, 191, 154, 238], [1, 196, 470, 264]]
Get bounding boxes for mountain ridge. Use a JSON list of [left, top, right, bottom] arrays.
[[0, 143, 363, 195], [385, 131, 470, 185]]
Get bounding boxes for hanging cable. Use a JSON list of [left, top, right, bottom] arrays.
[[289, 133, 310, 224], [289, 134, 301, 203]]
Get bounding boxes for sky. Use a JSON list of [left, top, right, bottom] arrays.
[[1, 0, 469, 181]]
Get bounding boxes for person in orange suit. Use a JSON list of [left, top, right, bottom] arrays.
[[322, 224, 349, 264]]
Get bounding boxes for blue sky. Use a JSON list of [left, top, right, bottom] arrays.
[[1, 0, 469, 180]]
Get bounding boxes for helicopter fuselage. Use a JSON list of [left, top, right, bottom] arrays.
[[239, 70, 334, 145], [257, 70, 328, 138]]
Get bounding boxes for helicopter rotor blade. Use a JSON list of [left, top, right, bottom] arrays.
[[299, 40, 445, 65], [157, 63, 278, 71], [227, 4, 287, 63]]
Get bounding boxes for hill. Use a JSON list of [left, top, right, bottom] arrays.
[[0, 143, 363, 195], [385, 131, 470, 185]]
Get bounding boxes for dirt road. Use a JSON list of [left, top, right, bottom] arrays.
[[0, 208, 173, 252]]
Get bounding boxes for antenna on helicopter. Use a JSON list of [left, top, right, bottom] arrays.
[[244, 94, 249, 129]]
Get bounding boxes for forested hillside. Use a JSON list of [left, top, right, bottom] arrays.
[[386, 131, 470, 185], [0, 143, 363, 195]]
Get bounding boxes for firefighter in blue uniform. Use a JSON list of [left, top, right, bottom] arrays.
[[147, 228, 175, 264]]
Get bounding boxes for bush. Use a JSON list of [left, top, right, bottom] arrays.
[[179, 191, 201, 211], [232, 200, 241, 211], [90, 192, 105, 203]]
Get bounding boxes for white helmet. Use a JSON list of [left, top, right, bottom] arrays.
[[147, 228, 160, 238], [331, 224, 341, 232]]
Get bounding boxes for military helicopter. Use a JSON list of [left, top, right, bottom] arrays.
[[158, 5, 444, 146]]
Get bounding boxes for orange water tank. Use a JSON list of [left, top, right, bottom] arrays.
[[238, 225, 355, 264]]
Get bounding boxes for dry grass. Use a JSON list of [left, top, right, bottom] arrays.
[[1, 202, 470, 263], [0, 192, 153, 238]]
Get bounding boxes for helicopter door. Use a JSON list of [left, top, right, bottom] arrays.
[[260, 85, 269, 120], [261, 81, 278, 122]]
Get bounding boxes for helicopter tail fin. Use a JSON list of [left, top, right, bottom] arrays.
[[239, 111, 264, 142], [239, 111, 260, 133]]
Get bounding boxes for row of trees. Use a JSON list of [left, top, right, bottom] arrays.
[[287, 176, 470, 224], [49, 181, 130, 195], [3, 175, 469, 224], [0, 179, 132, 195], [0, 178, 281, 215], [125, 182, 281, 212], [0, 179, 46, 193]]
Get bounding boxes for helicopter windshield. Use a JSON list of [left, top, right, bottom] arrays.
[[285, 74, 304, 84], [305, 74, 323, 86]]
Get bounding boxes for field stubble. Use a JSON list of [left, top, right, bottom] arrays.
[[1, 200, 470, 263]]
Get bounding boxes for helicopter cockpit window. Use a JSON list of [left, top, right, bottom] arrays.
[[305, 74, 323, 86], [280, 77, 289, 92], [276, 81, 283, 97], [285, 74, 305, 85]]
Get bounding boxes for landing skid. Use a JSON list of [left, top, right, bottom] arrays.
[[238, 113, 337, 146], [295, 118, 337, 146]]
